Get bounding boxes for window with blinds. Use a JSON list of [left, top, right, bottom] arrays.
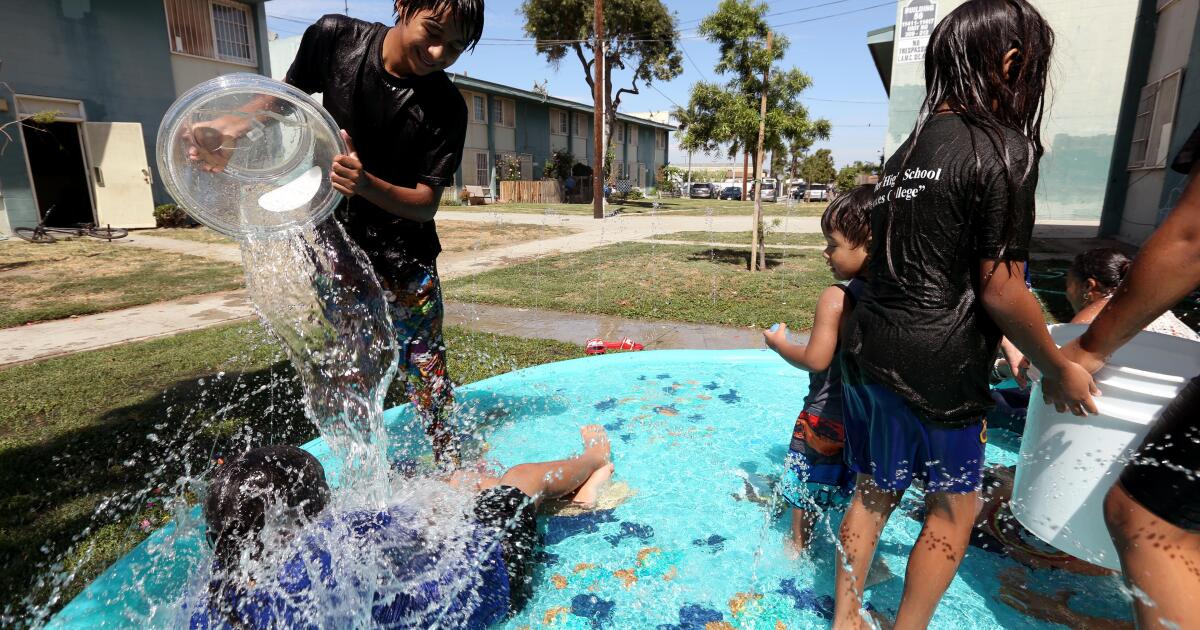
[[489, 98, 515, 128], [1128, 69, 1183, 170], [164, 0, 257, 66]]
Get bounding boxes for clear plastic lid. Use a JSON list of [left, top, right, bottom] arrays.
[[156, 73, 345, 238]]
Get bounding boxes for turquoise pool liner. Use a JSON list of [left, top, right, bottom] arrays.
[[49, 350, 1131, 629]]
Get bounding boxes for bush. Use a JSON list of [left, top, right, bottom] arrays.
[[572, 163, 593, 178], [497, 155, 522, 181], [543, 149, 574, 180], [624, 187, 645, 201], [153, 203, 192, 228]]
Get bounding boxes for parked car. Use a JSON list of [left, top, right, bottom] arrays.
[[748, 178, 779, 202], [789, 182, 807, 199], [717, 186, 742, 201], [805, 183, 829, 202], [689, 182, 714, 199]]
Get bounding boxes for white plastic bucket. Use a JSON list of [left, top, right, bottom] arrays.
[[1011, 323, 1200, 570]]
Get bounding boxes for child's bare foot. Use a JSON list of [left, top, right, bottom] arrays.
[[572, 462, 615, 508], [580, 425, 611, 465]]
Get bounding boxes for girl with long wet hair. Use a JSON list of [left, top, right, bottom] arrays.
[[834, 2, 1098, 628]]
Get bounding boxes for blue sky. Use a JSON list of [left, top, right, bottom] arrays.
[[265, 0, 896, 167]]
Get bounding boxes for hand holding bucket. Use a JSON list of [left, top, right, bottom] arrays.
[[1011, 324, 1200, 570]]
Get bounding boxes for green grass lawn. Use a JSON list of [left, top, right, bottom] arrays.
[[446, 242, 837, 330], [0, 323, 582, 616], [0, 240, 244, 328], [650, 230, 827, 247], [456, 197, 828, 217]]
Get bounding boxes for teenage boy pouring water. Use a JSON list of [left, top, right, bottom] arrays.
[[188, 1, 485, 466]]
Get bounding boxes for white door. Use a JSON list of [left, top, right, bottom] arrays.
[[83, 122, 156, 228]]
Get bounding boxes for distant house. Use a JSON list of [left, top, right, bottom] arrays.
[[268, 35, 674, 197], [0, 0, 272, 234]]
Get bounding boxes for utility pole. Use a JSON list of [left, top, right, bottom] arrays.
[[592, 0, 605, 219], [750, 31, 772, 272]]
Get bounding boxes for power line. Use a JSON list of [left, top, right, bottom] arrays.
[[774, 0, 895, 28], [682, 46, 709, 81]]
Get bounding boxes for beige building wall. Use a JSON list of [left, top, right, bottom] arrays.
[[170, 54, 258, 97], [883, 0, 1140, 221], [1117, 0, 1199, 242]]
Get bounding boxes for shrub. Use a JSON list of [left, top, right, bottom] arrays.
[[153, 203, 192, 228], [497, 155, 523, 181], [571, 163, 592, 178], [543, 149, 574, 180]]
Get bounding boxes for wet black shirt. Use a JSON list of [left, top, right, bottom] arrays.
[[286, 15, 467, 273], [842, 114, 1037, 426]]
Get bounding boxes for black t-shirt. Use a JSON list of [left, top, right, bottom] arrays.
[[286, 15, 467, 273], [842, 114, 1037, 426], [1173, 123, 1200, 174]]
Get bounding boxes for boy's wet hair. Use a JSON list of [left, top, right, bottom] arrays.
[[204, 445, 330, 571], [1069, 247, 1131, 292], [821, 184, 876, 249], [394, 0, 486, 52]]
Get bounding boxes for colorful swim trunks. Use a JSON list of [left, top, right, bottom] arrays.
[[780, 410, 856, 510]]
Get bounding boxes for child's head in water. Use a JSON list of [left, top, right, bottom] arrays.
[[1065, 247, 1131, 313], [819, 184, 875, 281], [204, 446, 330, 571]]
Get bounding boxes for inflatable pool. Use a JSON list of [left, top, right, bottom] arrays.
[[50, 350, 1131, 629]]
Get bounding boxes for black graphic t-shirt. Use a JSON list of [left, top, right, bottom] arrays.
[[842, 113, 1037, 426], [286, 15, 467, 273]]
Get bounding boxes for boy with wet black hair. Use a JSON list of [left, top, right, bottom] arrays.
[[191, 427, 614, 628], [189, 1, 484, 466]]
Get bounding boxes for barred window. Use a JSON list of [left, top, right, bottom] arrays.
[[165, 0, 257, 66]]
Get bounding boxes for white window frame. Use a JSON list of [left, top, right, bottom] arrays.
[[656, 130, 666, 150], [163, 0, 258, 68], [474, 151, 489, 186], [550, 109, 568, 136], [489, 97, 515, 128], [1128, 68, 1184, 171], [575, 112, 589, 138], [614, 123, 625, 143], [627, 123, 638, 146], [470, 94, 487, 123]]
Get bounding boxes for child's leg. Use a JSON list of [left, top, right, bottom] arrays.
[[791, 507, 817, 551], [834, 474, 901, 630], [892, 490, 978, 629], [496, 425, 612, 508]]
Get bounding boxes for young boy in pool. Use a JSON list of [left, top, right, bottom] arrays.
[[189, 426, 614, 628], [834, 2, 1097, 628], [763, 185, 875, 552], [187, 0, 484, 466]]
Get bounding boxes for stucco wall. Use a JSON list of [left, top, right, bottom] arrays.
[[883, 0, 1140, 222]]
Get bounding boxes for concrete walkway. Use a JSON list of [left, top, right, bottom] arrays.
[[0, 296, 769, 366]]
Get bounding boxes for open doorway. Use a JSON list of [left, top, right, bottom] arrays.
[[21, 121, 94, 227]]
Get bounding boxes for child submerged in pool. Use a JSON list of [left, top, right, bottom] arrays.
[[763, 185, 875, 552], [187, 426, 614, 629], [834, 2, 1097, 627]]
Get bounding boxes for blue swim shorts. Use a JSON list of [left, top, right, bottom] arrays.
[[842, 379, 986, 494]]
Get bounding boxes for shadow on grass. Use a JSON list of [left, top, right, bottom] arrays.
[[685, 247, 791, 270], [0, 361, 313, 618]]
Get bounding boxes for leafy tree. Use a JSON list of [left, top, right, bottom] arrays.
[[543, 149, 575, 180], [522, 0, 682, 160], [834, 160, 882, 193], [799, 149, 836, 185]]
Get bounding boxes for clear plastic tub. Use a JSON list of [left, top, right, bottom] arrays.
[[156, 73, 345, 238], [1012, 323, 1200, 570]]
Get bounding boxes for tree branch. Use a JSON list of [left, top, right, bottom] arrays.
[[613, 77, 640, 112], [573, 43, 595, 93]]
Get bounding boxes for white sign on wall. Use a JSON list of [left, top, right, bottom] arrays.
[[897, 0, 937, 64]]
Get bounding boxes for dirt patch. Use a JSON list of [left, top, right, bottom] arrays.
[[436, 220, 578, 253]]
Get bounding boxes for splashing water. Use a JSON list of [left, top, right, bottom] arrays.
[[240, 221, 398, 501]]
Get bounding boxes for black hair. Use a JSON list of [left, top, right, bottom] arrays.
[[394, 0, 485, 52], [884, 0, 1054, 275], [204, 445, 330, 571], [821, 184, 876, 249], [1069, 247, 1131, 292]]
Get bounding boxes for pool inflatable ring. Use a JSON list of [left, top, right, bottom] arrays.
[[585, 337, 645, 355]]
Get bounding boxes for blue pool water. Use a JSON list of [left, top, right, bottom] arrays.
[[50, 350, 1131, 629]]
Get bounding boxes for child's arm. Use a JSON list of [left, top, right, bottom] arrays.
[[979, 260, 1099, 416], [331, 131, 440, 222], [763, 285, 848, 372]]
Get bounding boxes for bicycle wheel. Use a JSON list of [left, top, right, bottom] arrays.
[[86, 226, 129, 241], [14, 227, 56, 243]]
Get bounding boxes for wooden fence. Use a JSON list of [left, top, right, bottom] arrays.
[[499, 180, 564, 203]]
